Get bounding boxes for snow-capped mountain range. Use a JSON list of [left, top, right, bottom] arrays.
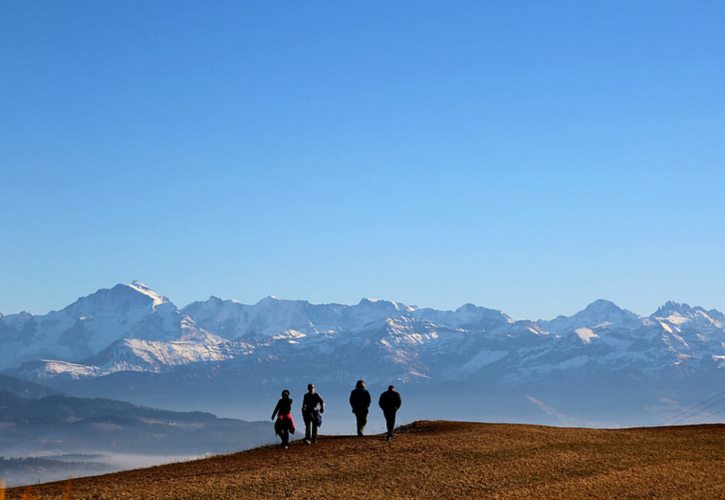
[[3, 282, 724, 390]]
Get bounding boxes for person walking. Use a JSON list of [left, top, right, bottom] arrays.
[[349, 379, 372, 436], [301, 383, 324, 444], [378, 385, 402, 441], [271, 389, 295, 449]]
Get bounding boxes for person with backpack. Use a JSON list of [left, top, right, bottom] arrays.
[[378, 385, 402, 441], [271, 389, 295, 449], [349, 379, 372, 436], [301, 383, 324, 444]]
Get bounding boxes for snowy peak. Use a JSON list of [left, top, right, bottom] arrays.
[[540, 299, 640, 333], [452, 303, 513, 327], [652, 301, 724, 329], [256, 295, 281, 305], [125, 281, 168, 309], [254, 295, 316, 313], [71, 282, 170, 317], [574, 299, 639, 322], [582, 299, 624, 314], [653, 301, 700, 319], [183, 295, 348, 339], [0, 282, 211, 370], [205, 295, 240, 305], [357, 297, 415, 314]]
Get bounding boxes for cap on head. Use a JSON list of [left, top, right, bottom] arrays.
[[388, 385, 395, 391], [282, 389, 290, 397], [308, 383, 315, 390], [356, 379, 365, 388]]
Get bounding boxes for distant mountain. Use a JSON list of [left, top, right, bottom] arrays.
[[539, 299, 641, 333], [0, 281, 220, 370], [4, 282, 725, 425], [0, 373, 58, 398], [0, 391, 271, 456]]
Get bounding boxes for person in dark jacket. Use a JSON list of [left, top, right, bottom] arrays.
[[301, 383, 324, 444], [378, 385, 402, 441], [349, 379, 372, 436], [271, 389, 295, 449]]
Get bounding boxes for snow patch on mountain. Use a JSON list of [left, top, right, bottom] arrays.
[[19, 360, 103, 380], [574, 327, 598, 344], [126, 281, 167, 308]]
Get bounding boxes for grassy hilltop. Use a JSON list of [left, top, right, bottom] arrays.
[[5, 420, 725, 499]]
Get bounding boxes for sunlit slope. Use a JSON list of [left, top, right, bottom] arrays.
[[7, 420, 725, 499]]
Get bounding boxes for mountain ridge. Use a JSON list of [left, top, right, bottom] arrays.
[[4, 282, 725, 427], [3, 282, 724, 378]]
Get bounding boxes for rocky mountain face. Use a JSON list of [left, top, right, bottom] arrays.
[[3, 283, 725, 425], [0, 282, 219, 371]]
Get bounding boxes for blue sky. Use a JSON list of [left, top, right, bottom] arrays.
[[1, 1, 724, 319]]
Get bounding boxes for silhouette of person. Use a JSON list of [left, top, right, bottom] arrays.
[[271, 389, 295, 449], [301, 383, 324, 444], [349, 379, 372, 436], [378, 385, 402, 441]]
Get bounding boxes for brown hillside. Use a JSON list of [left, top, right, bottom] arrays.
[[6, 420, 725, 499]]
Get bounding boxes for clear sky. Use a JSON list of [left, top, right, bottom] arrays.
[[1, 1, 724, 320]]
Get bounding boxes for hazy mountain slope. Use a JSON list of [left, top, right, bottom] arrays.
[[0, 373, 58, 398], [0, 391, 271, 456]]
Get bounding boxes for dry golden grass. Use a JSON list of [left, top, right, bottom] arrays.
[[6, 420, 725, 499]]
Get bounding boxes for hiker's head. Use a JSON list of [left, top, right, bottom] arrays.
[[356, 379, 365, 389], [307, 383, 315, 394], [281, 389, 290, 398], [388, 385, 395, 391]]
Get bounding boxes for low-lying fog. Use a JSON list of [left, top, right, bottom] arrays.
[[0, 453, 203, 488]]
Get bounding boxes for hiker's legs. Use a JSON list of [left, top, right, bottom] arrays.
[[384, 411, 396, 437], [281, 428, 289, 447], [355, 412, 367, 436], [304, 417, 312, 441], [311, 421, 318, 443]]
